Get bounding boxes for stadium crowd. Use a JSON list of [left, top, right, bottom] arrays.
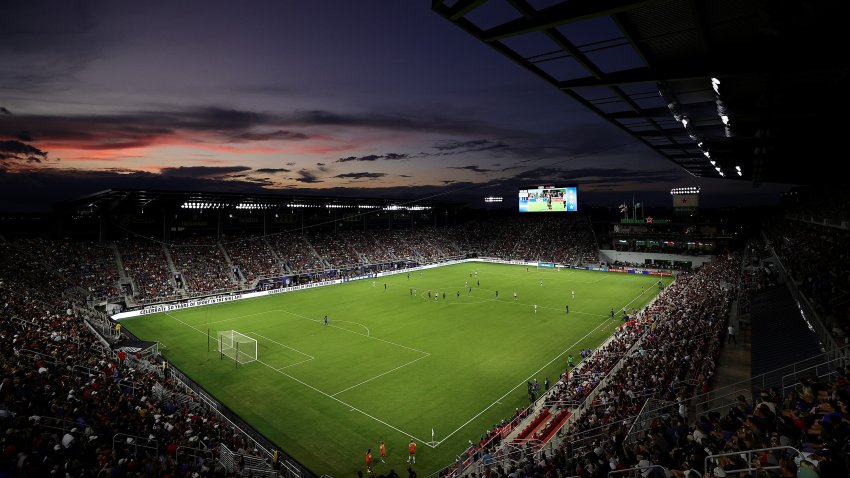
[[266, 232, 325, 273], [169, 238, 237, 294], [0, 240, 278, 477], [222, 235, 282, 284], [441, 255, 750, 477], [765, 220, 850, 347], [2, 206, 846, 478], [5, 217, 601, 308], [118, 241, 180, 304], [307, 231, 361, 269], [16, 239, 121, 301]]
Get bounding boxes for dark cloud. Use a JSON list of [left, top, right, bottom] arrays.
[[159, 165, 252, 178], [285, 162, 296, 166], [384, 153, 409, 160], [285, 110, 520, 137], [0, 107, 278, 151], [449, 165, 493, 174], [316, 162, 329, 172], [433, 139, 508, 153], [294, 170, 322, 183], [336, 152, 410, 163], [336, 154, 381, 163], [255, 168, 290, 174], [334, 172, 387, 180], [0, 140, 48, 163], [442, 180, 457, 184], [229, 129, 308, 142], [0, 107, 11, 115], [399, 174, 412, 178]]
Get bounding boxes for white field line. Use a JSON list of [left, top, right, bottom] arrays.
[[331, 353, 431, 397], [249, 332, 314, 359], [196, 307, 428, 356], [162, 312, 433, 447], [276, 358, 315, 370], [435, 317, 614, 446], [260, 357, 434, 446], [620, 283, 659, 311], [333, 320, 371, 337]]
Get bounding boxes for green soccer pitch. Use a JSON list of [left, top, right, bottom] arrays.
[[121, 262, 673, 476]]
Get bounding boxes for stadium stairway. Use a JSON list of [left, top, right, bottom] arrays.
[[750, 285, 822, 378]]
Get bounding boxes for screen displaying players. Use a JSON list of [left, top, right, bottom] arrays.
[[518, 185, 578, 213]]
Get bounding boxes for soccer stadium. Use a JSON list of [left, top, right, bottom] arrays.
[[1, 2, 849, 478]]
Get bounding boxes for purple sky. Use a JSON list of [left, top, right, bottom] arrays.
[[0, 1, 793, 212]]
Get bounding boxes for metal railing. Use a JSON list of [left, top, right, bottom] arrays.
[[704, 446, 803, 476], [113, 433, 158, 458], [609, 465, 667, 478]]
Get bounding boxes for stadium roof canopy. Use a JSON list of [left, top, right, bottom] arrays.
[[56, 188, 439, 215], [433, 0, 848, 186]]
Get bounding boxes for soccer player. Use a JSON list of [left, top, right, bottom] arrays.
[[379, 441, 386, 463], [442, 292, 445, 299], [384, 283, 387, 291], [610, 307, 615, 318], [565, 305, 569, 314], [534, 304, 538, 313], [495, 290, 499, 298], [372, 280, 376, 288], [324, 315, 328, 326], [365, 448, 373, 473], [456, 290, 460, 298], [408, 439, 416, 463], [513, 292, 517, 301], [539, 280, 543, 287], [571, 290, 575, 299], [568, 354, 574, 367]]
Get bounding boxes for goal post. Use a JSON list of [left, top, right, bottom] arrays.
[[217, 330, 258, 364]]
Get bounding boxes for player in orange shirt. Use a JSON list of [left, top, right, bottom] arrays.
[[379, 441, 386, 463], [365, 448, 373, 473], [407, 439, 416, 464]]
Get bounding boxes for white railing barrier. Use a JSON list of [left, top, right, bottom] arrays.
[[704, 446, 803, 476]]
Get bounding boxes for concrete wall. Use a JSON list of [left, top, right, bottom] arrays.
[[598, 249, 713, 267]]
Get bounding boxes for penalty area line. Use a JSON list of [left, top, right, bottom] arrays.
[[256, 356, 435, 447], [331, 353, 431, 397], [162, 312, 433, 448]]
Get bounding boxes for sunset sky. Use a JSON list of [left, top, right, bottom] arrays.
[[0, 1, 793, 211]]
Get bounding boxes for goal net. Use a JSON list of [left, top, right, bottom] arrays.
[[217, 330, 258, 364]]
